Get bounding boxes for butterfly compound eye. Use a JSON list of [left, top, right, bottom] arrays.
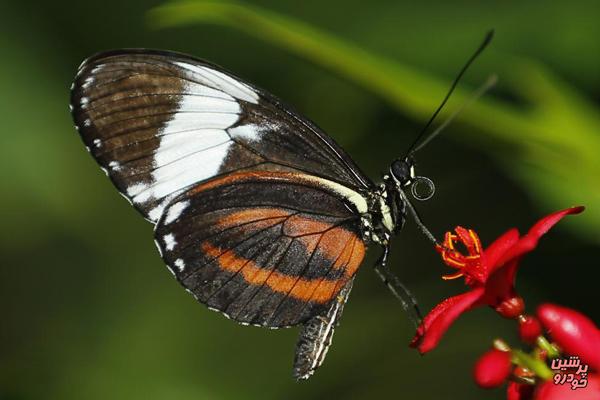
[[391, 159, 412, 185]]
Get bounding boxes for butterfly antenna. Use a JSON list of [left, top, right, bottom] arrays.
[[405, 29, 494, 156], [410, 74, 497, 154]]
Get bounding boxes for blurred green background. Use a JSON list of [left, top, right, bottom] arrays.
[[1, 1, 599, 399]]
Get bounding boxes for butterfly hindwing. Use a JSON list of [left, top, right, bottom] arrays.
[[71, 49, 372, 223], [154, 171, 367, 328]]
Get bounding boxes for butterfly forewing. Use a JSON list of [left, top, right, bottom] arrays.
[[154, 171, 366, 327], [71, 49, 372, 223]]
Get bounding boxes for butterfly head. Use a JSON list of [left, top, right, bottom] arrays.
[[390, 156, 415, 187], [389, 156, 435, 201]]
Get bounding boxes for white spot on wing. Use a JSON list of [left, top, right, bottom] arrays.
[[180, 85, 235, 101], [164, 200, 190, 224], [93, 138, 102, 148], [174, 95, 239, 113], [108, 161, 121, 171], [120, 77, 251, 222], [228, 124, 263, 142], [174, 61, 259, 104], [163, 233, 176, 251], [90, 65, 104, 74], [148, 196, 179, 223], [153, 128, 231, 167], [131, 90, 240, 207], [148, 206, 163, 222], [127, 183, 149, 197], [82, 76, 95, 89], [174, 259, 185, 272], [139, 141, 232, 202]]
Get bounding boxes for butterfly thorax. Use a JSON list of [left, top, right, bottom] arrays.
[[361, 178, 406, 246]]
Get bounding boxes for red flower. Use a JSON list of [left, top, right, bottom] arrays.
[[537, 304, 600, 371], [411, 206, 584, 354]]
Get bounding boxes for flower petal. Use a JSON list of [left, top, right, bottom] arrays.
[[482, 258, 521, 305], [528, 206, 585, 237], [484, 228, 520, 271], [494, 207, 584, 268], [537, 303, 600, 370], [410, 287, 485, 354]]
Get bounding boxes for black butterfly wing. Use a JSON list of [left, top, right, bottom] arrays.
[[154, 171, 367, 328], [70, 49, 373, 223]]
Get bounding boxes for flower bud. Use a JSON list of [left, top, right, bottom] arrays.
[[496, 296, 525, 319], [537, 304, 600, 370], [519, 315, 542, 344], [473, 348, 512, 388]]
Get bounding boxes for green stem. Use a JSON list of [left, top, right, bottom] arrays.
[[512, 349, 554, 381], [536, 336, 561, 359]]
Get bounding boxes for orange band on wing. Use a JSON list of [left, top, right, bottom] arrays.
[[281, 214, 364, 273], [201, 237, 365, 304], [216, 208, 290, 231], [215, 208, 362, 274], [282, 214, 332, 236], [292, 235, 359, 303]]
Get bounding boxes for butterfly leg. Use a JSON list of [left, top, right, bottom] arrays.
[[373, 245, 423, 328]]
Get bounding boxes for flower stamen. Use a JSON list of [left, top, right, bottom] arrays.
[[442, 271, 465, 280], [436, 226, 484, 283]]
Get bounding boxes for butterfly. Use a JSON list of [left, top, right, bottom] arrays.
[[70, 32, 492, 380]]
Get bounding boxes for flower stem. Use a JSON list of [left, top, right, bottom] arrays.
[[536, 336, 560, 358], [511, 349, 554, 380]]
